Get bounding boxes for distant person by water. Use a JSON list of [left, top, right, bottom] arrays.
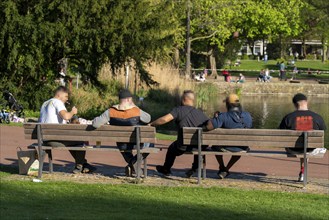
[[279, 61, 286, 81]]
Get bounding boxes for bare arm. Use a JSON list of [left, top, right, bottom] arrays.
[[149, 113, 174, 127], [59, 106, 78, 120]]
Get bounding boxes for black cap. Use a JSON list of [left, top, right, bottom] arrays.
[[119, 89, 132, 99], [292, 93, 307, 104]]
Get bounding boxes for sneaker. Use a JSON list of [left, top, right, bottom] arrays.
[[82, 163, 97, 173], [156, 165, 171, 176], [217, 170, 230, 179], [73, 164, 83, 174], [298, 172, 304, 182], [125, 165, 133, 177], [185, 169, 196, 178]]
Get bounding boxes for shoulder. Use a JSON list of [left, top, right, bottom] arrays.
[[308, 110, 325, 120], [52, 98, 65, 107]]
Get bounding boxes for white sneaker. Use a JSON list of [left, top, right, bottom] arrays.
[[298, 172, 304, 182]]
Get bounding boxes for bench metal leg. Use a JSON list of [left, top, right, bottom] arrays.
[[37, 150, 46, 179], [202, 156, 206, 179], [136, 127, 141, 182], [303, 132, 308, 187], [46, 150, 53, 173], [197, 128, 202, 185], [143, 157, 147, 178], [37, 124, 44, 179]]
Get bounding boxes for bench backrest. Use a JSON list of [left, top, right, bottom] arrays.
[[24, 123, 156, 144], [183, 128, 324, 148]]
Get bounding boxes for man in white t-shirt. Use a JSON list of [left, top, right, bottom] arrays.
[[39, 86, 95, 174]]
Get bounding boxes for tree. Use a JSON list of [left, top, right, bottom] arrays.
[[183, 0, 242, 76], [237, 0, 304, 59], [0, 0, 179, 110], [300, 0, 329, 61]]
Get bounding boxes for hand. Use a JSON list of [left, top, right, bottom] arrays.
[[213, 111, 220, 118], [71, 106, 78, 115]]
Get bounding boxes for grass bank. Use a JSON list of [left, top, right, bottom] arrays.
[[225, 60, 329, 80], [1, 172, 328, 220]]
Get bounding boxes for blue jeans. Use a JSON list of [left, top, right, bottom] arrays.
[[117, 143, 154, 165]]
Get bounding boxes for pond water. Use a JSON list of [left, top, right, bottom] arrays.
[[202, 94, 329, 147]]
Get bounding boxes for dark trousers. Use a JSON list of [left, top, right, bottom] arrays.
[[45, 141, 87, 165], [118, 143, 154, 165], [280, 71, 286, 80], [163, 141, 207, 171]]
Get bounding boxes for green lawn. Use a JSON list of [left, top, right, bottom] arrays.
[[156, 132, 176, 141], [225, 60, 329, 79], [0, 171, 328, 220], [227, 60, 329, 71]]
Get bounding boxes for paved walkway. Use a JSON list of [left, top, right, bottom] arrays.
[[1, 126, 328, 183]]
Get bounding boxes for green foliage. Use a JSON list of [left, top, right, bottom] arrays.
[[69, 80, 123, 119], [147, 88, 178, 105], [195, 83, 218, 109], [0, 0, 179, 109]]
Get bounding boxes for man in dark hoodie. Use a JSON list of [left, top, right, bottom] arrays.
[[204, 94, 252, 179]]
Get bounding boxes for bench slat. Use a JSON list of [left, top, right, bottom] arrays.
[[38, 130, 154, 138], [184, 134, 323, 143], [188, 150, 323, 158], [28, 145, 159, 153], [32, 135, 155, 143], [183, 139, 323, 148], [183, 128, 324, 137], [23, 123, 155, 132]]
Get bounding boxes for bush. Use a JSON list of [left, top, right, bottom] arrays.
[[195, 83, 218, 109], [147, 89, 178, 104], [248, 55, 256, 60], [305, 54, 316, 60], [70, 80, 123, 119], [241, 54, 249, 60]]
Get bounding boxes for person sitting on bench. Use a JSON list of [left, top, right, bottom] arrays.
[[149, 90, 209, 177], [279, 93, 326, 182], [92, 89, 152, 177], [39, 86, 96, 174], [205, 94, 252, 179]]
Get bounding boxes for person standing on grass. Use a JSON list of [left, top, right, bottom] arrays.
[[148, 90, 209, 177], [203, 94, 252, 179], [39, 86, 96, 174], [92, 89, 152, 177], [279, 61, 286, 81], [222, 69, 230, 82], [279, 93, 326, 182]]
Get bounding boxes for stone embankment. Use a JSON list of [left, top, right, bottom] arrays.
[[214, 82, 329, 96]]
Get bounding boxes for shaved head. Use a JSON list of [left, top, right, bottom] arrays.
[[181, 90, 195, 106]]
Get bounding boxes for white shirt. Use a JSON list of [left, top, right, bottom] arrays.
[[39, 98, 67, 124]]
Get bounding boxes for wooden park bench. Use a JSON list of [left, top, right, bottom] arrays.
[[183, 128, 325, 186], [24, 123, 158, 180]]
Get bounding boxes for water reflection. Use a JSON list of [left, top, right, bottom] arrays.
[[202, 94, 329, 147]]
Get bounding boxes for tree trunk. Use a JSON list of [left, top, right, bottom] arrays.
[[302, 38, 307, 58], [322, 38, 327, 63], [173, 47, 180, 69], [209, 48, 217, 76], [185, 0, 191, 79]]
